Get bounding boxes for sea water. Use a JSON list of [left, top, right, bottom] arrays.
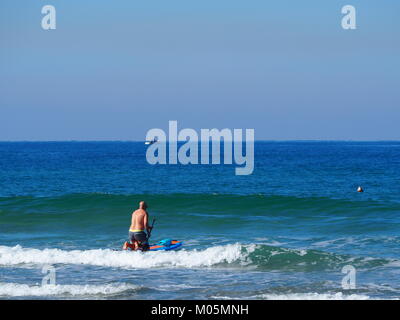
[[0, 141, 399, 299]]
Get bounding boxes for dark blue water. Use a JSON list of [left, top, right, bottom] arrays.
[[0, 141, 399, 299]]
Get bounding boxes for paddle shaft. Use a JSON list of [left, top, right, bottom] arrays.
[[147, 218, 156, 240]]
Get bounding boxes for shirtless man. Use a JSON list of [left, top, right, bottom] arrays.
[[123, 201, 152, 251]]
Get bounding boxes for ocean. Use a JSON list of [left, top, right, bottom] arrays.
[[0, 141, 399, 300]]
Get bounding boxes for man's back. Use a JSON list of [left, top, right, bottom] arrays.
[[130, 208, 147, 231]]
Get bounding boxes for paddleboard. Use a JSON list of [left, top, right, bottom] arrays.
[[149, 239, 183, 251]]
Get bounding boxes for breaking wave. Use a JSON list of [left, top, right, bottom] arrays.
[[0, 282, 140, 297], [0, 243, 394, 272], [213, 292, 371, 300]]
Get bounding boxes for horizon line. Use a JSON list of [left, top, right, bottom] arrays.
[[1, 139, 400, 143]]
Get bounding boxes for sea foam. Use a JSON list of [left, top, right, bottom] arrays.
[[212, 292, 371, 300], [0, 244, 254, 269], [0, 282, 139, 297]]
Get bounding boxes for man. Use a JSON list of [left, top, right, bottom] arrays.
[[123, 201, 153, 251]]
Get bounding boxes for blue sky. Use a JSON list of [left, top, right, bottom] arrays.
[[0, 0, 399, 140]]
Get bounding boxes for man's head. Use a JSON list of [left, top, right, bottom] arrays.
[[139, 201, 148, 209]]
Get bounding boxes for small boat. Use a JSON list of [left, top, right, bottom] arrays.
[[145, 138, 158, 145]]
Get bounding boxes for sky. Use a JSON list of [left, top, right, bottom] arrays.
[[0, 0, 399, 141]]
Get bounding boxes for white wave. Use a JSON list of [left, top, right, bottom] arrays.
[[259, 292, 371, 300], [0, 244, 254, 269], [0, 282, 139, 297], [213, 292, 371, 300], [155, 284, 202, 291], [385, 260, 400, 268]]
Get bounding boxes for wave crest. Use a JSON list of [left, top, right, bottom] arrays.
[[0, 244, 252, 269], [0, 282, 139, 297], [0, 244, 394, 272]]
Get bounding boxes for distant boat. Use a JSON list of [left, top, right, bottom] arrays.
[[145, 138, 158, 145]]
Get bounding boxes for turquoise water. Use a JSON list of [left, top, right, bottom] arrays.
[[0, 141, 400, 299]]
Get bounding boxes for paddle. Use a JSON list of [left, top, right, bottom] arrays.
[[147, 218, 156, 240]]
